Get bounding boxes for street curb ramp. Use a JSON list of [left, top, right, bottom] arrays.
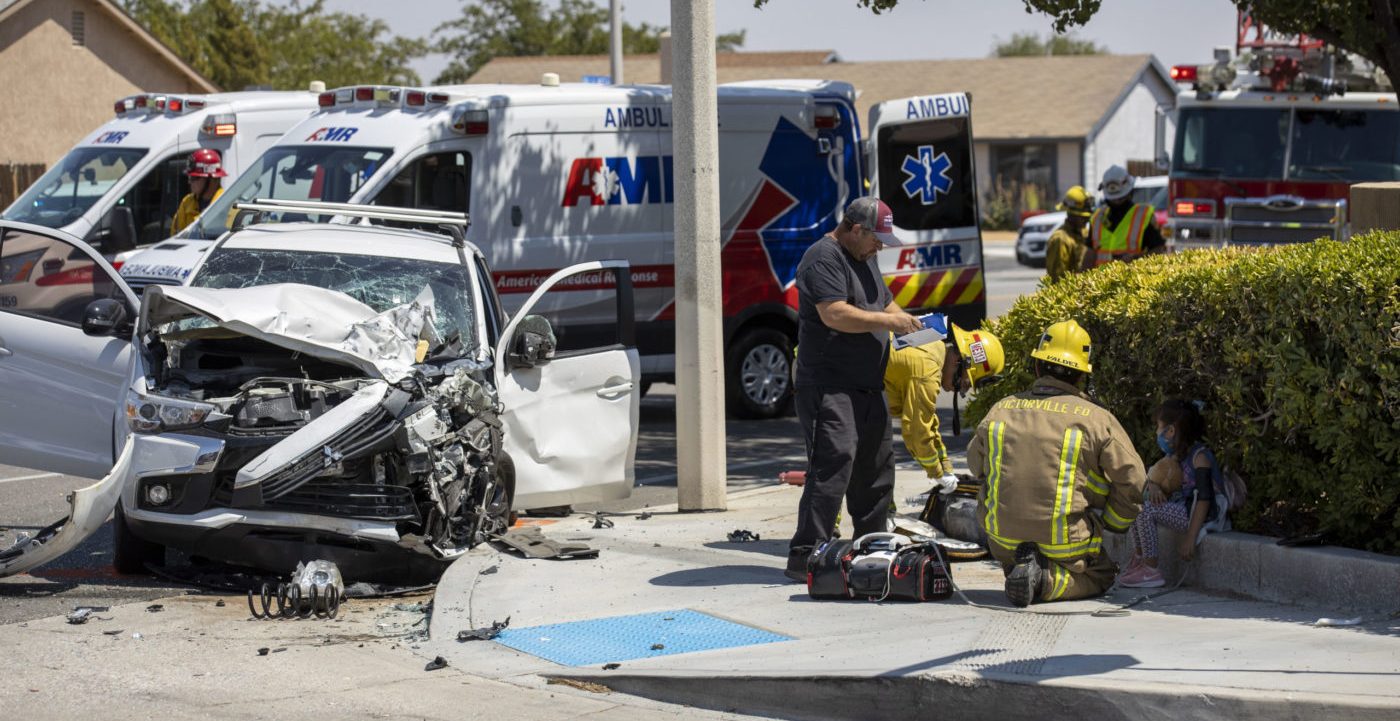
[[550, 670, 1400, 721]]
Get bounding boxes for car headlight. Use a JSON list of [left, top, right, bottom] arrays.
[[125, 389, 214, 434]]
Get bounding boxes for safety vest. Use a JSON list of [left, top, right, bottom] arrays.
[[1088, 204, 1153, 267]]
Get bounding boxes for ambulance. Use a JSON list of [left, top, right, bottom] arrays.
[[1, 89, 321, 256], [118, 80, 984, 418]]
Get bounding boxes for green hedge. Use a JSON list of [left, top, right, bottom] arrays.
[[966, 234, 1400, 553]]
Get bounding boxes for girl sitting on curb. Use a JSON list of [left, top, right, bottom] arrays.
[[1119, 399, 1220, 588]]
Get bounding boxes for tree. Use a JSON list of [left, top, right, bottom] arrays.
[[1019, 1, 1400, 92], [434, 0, 746, 84], [992, 31, 1105, 56], [122, 0, 425, 90], [250, 1, 427, 89]]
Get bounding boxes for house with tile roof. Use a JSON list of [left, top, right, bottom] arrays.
[[470, 52, 1175, 213], [0, 0, 216, 199]]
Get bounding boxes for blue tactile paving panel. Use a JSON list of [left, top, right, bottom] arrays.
[[493, 609, 791, 666]]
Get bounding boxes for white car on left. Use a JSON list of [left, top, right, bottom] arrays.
[[0, 205, 641, 584]]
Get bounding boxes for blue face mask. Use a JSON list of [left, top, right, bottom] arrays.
[[1156, 431, 1174, 455]]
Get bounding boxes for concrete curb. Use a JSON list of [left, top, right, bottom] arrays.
[[560, 671, 1400, 721], [1103, 530, 1400, 614]]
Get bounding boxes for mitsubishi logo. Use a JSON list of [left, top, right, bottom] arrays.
[[900, 144, 953, 206], [322, 445, 343, 467]]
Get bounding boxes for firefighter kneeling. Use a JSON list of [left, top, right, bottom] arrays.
[[967, 320, 1146, 607]]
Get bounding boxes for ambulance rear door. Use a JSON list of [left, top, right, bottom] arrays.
[[867, 93, 986, 329]]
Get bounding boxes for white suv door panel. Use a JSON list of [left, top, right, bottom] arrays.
[[0, 222, 135, 478], [495, 260, 639, 510]]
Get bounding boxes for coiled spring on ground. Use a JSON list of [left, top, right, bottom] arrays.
[[247, 582, 341, 620]]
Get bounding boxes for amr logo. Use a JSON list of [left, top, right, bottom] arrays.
[[900, 144, 953, 206]]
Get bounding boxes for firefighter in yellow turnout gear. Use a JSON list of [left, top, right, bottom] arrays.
[[885, 321, 1004, 491], [967, 320, 1146, 606]]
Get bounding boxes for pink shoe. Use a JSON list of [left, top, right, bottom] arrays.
[[1119, 565, 1166, 588], [1123, 554, 1144, 574]]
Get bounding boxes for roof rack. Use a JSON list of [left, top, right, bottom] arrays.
[[233, 198, 469, 227]]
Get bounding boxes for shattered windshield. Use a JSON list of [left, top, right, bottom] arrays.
[[2, 147, 148, 228], [191, 248, 478, 354], [188, 145, 392, 240]]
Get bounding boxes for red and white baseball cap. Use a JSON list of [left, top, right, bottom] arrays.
[[843, 196, 903, 246]]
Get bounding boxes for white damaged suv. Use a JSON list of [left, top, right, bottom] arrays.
[[0, 204, 640, 583]]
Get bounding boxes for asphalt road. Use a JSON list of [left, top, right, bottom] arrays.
[[0, 241, 1043, 622]]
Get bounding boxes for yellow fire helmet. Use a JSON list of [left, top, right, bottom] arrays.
[[952, 324, 1005, 389], [1057, 185, 1095, 218], [1030, 319, 1093, 374]]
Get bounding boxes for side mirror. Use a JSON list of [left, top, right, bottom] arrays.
[[106, 206, 137, 254], [82, 298, 131, 338], [508, 315, 556, 369]]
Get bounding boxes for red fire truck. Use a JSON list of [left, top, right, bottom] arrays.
[[1166, 10, 1398, 247]]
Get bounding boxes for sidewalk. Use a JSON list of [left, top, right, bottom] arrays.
[[426, 468, 1400, 721]]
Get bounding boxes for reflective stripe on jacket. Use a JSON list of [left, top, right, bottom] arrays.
[[968, 377, 1145, 561], [1088, 204, 1152, 267]]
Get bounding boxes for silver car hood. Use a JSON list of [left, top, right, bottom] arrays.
[[141, 284, 436, 383]]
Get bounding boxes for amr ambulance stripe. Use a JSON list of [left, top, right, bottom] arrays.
[[1051, 428, 1084, 546], [983, 420, 1007, 536], [889, 267, 983, 309]]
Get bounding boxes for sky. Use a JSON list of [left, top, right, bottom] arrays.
[[318, 0, 1241, 84]]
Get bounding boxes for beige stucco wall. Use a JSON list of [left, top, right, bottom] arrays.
[[0, 0, 208, 165]]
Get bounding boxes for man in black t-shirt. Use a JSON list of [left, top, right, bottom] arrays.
[[785, 196, 924, 582]]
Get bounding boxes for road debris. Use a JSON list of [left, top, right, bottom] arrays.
[[248, 560, 345, 620], [650, 643, 665, 650], [726, 529, 761, 542], [589, 513, 615, 529], [480, 565, 499, 575], [637, 511, 653, 521], [66, 609, 92, 625], [145, 604, 164, 613], [215, 600, 226, 607], [1315, 617, 1364, 627], [424, 656, 449, 671], [102, 629, 123, 636], [257, 647, 270, 656], [457, 617, 510, 642], [493, 526, 599, 559], [602, 663, 621, 670]]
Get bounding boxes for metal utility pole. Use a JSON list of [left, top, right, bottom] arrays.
[[670, 0, 726, 511], [609, 0, 624, 84]]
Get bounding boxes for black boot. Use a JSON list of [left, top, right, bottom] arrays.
[[1005, 542, 1043, 607]]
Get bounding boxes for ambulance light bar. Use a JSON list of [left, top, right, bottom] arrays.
[[317, 87, 451, 109], [451, 108, 489, 136], [115, 94, 203, 116], [201, 113, 237, 137]]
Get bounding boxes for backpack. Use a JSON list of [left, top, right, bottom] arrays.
[[1219, 466, 1248, 513]]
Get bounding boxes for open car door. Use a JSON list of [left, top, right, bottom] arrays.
[[0, 220, 136, 477], [0, 219, 138, 577], [867, 93, 987, 330], [494, 260, 640, 510]]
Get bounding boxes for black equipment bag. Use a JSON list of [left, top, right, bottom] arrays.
[[807, 533, 953, 602]]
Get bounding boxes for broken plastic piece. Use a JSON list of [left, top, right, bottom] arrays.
[[649, 643, 665, 650], [603, 663, 621, 670], [589, 513, 614, 529], [726, 530, 761, 543], [456, 616, 510, 642], [102, 629, 123, 636], [257, 647, 270, 656], [1314, 617, 1364, 627], [637, 511, 653, 521], [146, 604, 164, 613], [424, 656, 449, 671], [66, 609, 92, 625], [492, 526, 599, 559]]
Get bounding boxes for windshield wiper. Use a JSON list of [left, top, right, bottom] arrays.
[[1294, 165, 1350, 181]]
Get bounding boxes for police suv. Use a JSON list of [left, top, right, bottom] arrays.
[[117, 79, 986, 418]]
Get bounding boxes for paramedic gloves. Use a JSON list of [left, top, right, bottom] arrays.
[[935, 473, 960, 495]]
